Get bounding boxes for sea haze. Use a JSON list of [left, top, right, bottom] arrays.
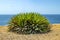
[[0, 14, 60, 26]]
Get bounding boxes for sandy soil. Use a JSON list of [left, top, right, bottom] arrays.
[[0, 24, 60, 40]]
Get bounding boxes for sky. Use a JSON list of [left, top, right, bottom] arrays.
[[0, 0, 60, 15]]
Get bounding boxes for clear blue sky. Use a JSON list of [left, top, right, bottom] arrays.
[[0, 0, 60, 15]]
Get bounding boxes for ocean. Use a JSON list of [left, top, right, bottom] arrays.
[[0, 14, 60, 26]]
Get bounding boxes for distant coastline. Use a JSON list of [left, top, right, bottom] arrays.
[[0, 14, 60, 26]]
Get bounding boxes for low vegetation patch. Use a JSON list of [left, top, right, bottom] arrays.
[[8, 12, 51, 34]]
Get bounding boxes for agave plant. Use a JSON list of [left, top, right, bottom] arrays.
[[8, 12, 51, 34]]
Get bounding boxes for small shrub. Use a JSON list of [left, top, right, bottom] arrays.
[[8, 12, 51, 34]]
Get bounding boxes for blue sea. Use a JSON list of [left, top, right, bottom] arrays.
[[0, 14, 60, 26]]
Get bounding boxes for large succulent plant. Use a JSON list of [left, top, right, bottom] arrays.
[[8, 12, 50, 34]]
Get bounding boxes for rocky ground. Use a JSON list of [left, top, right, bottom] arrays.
[[0, 24, 60, 40]]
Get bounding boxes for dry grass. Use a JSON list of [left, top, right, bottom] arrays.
[[0, 24, 60, 40]]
